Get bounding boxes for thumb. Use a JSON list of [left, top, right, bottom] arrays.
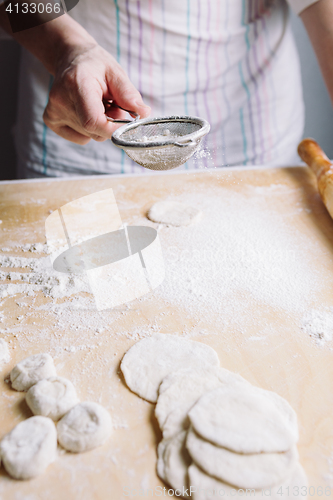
[[107, 68, 151, 119]]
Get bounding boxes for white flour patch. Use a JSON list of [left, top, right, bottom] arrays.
[[149, 189, 328, 325], [301, 308, 333, 346], [0, 185, 331, 353], [0, 253, 89, 299]]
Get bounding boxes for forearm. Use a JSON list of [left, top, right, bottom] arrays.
[[0, 5, 96, 74], [300, 0, 333, 106]]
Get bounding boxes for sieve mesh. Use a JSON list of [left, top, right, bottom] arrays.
[[111, 116, 210, 171], [120, 121, 202, 143]]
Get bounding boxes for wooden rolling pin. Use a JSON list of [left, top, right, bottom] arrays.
[[298, 138, 333, 219]]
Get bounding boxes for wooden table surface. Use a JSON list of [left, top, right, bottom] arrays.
[[1, 166, 333, 500]]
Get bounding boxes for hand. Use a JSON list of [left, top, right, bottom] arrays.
[[43, 43, 150, 144]]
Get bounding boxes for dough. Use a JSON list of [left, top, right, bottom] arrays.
[[188, 463, 308, 500], [186, 427, 299, 489], [57, 402, 112, 452], [156, 431, 191, 491], [156, 367, 249, 438], [0, 416, 57, 480], [147, 201, 202, 226], [188, 384, 298, 454], [10, 353, 57, 391], [0, 338, 10, 366], [26, 376, 79, 421], [121, 334, 220, 403]]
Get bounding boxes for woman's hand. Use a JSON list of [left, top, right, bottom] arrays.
[[0, 10, 150, 145], [43, 42, 150, 145]]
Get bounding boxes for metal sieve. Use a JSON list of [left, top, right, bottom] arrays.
[[106, 104, 210, 171]]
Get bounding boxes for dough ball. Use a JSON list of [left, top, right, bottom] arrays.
[[186, 427, 299, 489], [0, 416, 57, 480], [57, 402, 112, 453], [26, 376, 79, 421], [147, 201, 202, 226], [188, 463, 308, 500], [10, 353, 56, 391], [156, 431, 191, 491], [0, 338, 10, 366], [188, 384, 299, 454], [121, 334, 220, 403], [156, 367, 249, 438]]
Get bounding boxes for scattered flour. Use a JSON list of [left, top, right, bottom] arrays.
[[0, 186, 331, 354], [0, 253, 89, 299], [301, 308, 333, 345]]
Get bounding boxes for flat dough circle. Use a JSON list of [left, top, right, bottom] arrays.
[[156, 431, 191, 491], [147, 201, 202, 226], [10, 353, 57, 391], [186, 427, 299, 489], [121, 334, 220, 403], [156, 367, 249, 438], [188, 384, 298, 454], [57, 402, 112, 453], [0, 416, 57, 479], [26, 376, 79, 421], [188, 463, 308, 500]]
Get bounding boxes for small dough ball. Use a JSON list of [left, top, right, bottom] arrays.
[[121, 334, 220, 403], [0, 416, 57, 480], [10, 353, 56, 391], [157, 431, 191, 491], [186, 427, 299, 489], [0, 338, 10, 366], [57, 402, 112, 453], [147, 201, 202, 226], [188, 384, 299, 454], [188, 463, 308, 500], [26, 376, 79, 421], [156, 367, 249, 438]]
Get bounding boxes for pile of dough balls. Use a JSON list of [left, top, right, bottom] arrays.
[[121, 334, 308, 499], [0, 352, 112, 480]]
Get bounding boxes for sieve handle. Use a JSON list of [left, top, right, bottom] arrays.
[[174, 139, 196, 147], [103, 100, 140, 123]]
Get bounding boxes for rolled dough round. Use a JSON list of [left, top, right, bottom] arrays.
[[186, 427, 299, 489], [26, 376, 79, 421], [0, 416, 57, 480], [188, 463, 308, 500], [57, 402, 112, 453], [188, 384, 298, 454], [0, 338, 10, 366], [10, 353, 57, 391], [156, 431, 191, 491], [156, 367, 249, 438], [121, 334, 220, 403], [147, 201, 202, 226]]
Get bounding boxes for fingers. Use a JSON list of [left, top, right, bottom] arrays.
[[47, 123, 93, 145], [43, 44, 151, 145], [107, 67, 151, 119]]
